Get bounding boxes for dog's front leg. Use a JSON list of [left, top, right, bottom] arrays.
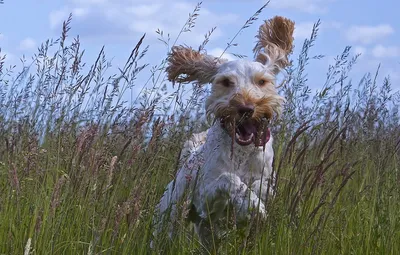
[[251, 178, 275, 202], [200, 172, 266, 221]]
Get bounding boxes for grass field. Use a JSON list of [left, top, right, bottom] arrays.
[[0, 3, 399, 254]]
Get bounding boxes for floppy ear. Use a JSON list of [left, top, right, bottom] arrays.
[[253, 16, 295, 74], [166, 46, 226, 85]]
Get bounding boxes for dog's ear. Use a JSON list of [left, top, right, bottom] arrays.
[[253, 16, 295, 74], [166, 46, 226, 85]]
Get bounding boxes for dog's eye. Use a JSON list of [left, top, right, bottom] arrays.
[[221, 78, 233, 87], [258, 79, 267, 86]]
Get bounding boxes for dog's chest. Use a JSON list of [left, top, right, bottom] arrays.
[[182, 125, 269, 187], [197, 141, 266, 185], [227, 149, 266, 184]]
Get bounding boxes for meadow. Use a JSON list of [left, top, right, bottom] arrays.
[[0, 2, 399, 254]]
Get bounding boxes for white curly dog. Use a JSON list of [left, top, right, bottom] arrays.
[[151, 16, 295, 249]]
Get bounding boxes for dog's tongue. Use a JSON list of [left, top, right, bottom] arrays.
[[233, 119, 271, 147], [255, 127, 270, 147], [239, 121, 257, 139]]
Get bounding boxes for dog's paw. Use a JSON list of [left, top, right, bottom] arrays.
[[251, 179, 275, 201], [249, 193, 267, 217], [234, 190, 266, 220]]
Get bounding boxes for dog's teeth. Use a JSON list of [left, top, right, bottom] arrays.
[[235, 133, 240, 140], [249, 133, 254, 140], [235, 133, 254, 143]]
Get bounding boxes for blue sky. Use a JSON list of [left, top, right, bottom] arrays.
[[1, 0, 399, 96]]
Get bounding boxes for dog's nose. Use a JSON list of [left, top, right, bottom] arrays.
[[237, 104, 255, 115]]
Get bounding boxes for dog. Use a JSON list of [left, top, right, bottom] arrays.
[[151, 16, 295, 251]]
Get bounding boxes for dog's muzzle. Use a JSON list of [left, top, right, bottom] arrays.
[[220, 112, 271, 147]]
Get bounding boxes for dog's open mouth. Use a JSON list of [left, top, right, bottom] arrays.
[[221, 117, 271, 147]]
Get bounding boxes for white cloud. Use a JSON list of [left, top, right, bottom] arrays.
[[350, 45, 399, 59], [371, 45, 400, 58], [208, 48, 236, 61], [328, 21, 342, 30], [49, 7, 90, 30], [127, 3, 163, 17], [345, 24, 394, 44], [294, 22, 314, 40], [270, 0, 336, 14], [0, 34, 4, 41], [49, 8, 70, 29], [292, 21, 342, 41], [73, 7, 89, 18], [385, 68, 400, 82], [0, 51, 16, 63], [19, 38, 36, 51], [354, 46, 367, 57], [48, 1, 238, 45]]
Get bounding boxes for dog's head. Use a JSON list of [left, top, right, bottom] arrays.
[[166, 16, 295, 147]]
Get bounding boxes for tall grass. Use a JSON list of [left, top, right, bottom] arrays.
[[0, 2, 399, 254]]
